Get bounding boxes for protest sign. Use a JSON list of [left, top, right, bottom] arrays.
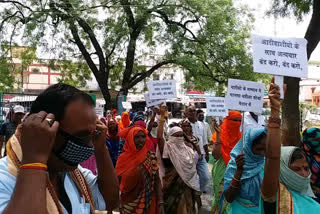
[[122, 102, 132, 110], [95, 107, 104, 118], [274, 75, 284, 99], [225, 79, 265, 114], [206, 97, 228, 117], [148, 80, 177, 100], [144, 93, 165, 107], [252, 34, 308, 78]]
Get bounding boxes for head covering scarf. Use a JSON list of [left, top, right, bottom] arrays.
[[119, 112, 131, 130], [212, 111, 242, 165], [115, 126, 151, 177], [302, 128, 320, 202], [106, 119, 120, 142], [280, 146, 315, 198], [223, 128, 266, 206], [163, 127, 200, 191], [179, 118, 193, 136], [128, 114, 146, 128]]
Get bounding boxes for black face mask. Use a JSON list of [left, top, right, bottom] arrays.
[[55, 130, 100, 166]]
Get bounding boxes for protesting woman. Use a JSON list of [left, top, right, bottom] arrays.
[[302, 127, 320, 203], [261, 81, 320, 213], [106, 119, 120, 167], [179, 119, 202, 157], [210, 111, 242, 214], [222, 128, 267, 213], [115, 126, 164, 214], [118, 112, 131, 155], [157, 108, 201, 213]]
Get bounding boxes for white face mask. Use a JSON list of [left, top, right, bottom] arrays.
[[150, 127, 158, 138]]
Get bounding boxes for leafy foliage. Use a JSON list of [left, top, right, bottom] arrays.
[[268, 0, 313, 20], [0, 0, 259, 104]]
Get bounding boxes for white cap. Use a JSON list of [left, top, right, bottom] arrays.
[[13, 105, 25, 114]]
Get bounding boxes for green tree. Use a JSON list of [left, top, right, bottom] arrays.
[[268, 0, 320, 146], [0, 0, 254, 108], [178, 0, 268, 95]]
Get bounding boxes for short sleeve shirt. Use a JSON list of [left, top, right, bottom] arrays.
[[0, 157, 106, 213]]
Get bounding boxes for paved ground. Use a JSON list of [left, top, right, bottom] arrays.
[[200, 163, 213, 214]]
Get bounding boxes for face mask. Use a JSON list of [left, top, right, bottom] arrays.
[[55, 130, 96, 166], [280, 161, 315, 197]]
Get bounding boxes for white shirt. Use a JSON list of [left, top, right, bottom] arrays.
[[190, 121, 207, 154], [243, 112, 265, 135], [200, 121, 212, 144]]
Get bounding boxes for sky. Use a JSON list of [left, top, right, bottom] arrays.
[[237, 0, 320, 61]]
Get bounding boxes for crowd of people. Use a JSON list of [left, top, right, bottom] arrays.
[[0, 82, 319, 214]]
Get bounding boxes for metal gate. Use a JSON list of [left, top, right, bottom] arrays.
[[0, 92, 39, 123]]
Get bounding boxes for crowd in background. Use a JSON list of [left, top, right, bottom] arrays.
[[0, 82, 320, 214]]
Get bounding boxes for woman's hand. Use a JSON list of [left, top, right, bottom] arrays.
[[235, 154, 245, 172], [212, 119, 221, 134], [269, 83, 281, 114]]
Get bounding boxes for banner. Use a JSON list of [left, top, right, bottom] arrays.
[[206, 97, 228, 117], [148, 80, 177, 100], [252, 34, 308, 78], [144, 93, 165, 107], [225, 79, 265, 114]]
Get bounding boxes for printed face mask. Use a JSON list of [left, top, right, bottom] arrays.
[[55, 130, 99, 166]]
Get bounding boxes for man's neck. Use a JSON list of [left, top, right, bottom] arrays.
[[188, 118, 197, 123]]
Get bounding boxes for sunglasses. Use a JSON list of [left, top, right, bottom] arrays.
[[59, 129, 101, 145]]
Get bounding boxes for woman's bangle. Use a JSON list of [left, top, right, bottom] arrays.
[[158, 201, 165, 206], [233, 176, 240, 182], [230, 184, 239, 189], [20, 163, 47, 171]]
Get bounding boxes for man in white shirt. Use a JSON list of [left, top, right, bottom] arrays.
[[185, 106, 210, 193], [243, 112, 265, 135], [197, 109, 213, 152]]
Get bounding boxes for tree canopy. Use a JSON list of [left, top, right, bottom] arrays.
[[0, 0, 259, 106]]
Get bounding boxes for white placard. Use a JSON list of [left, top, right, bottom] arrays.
[[206, 97, 228, 117], [225, 79, 265, 114], [274, 75, 284, 99], [148, 80, 177, 100], [95, 107, 104, 118], [122, 102, 132, 110], [252, 34, 308, 78], [144, 93, 165, 107]]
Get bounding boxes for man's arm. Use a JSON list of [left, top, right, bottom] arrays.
[[4, 112, 58, 214], [95, 120, 120, 211], [3, 170, 47, 214]]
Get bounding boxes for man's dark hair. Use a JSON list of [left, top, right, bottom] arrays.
[[30, 83, 94, 121], [196, 109, 204, 115]]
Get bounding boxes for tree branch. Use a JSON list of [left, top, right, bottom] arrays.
[[153, 10, 200, 42], [305, 0, 320, 59], [120, 0, 135, 27], [0, 0, 33, 12], [125, 60, 175, 90]]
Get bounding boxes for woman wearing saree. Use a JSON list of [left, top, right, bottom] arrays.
[[118, 112, 131, 155], [302, 127, 320, 203], [115, 126, 164, 214], [106, 119, 120, 167], [160, 126, 201, 214], [211, 111, 242, 214], [222, 128, 267, 214], [261, 81, 320, 214]]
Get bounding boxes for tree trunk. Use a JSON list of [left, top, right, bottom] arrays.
[[281, 77, 301, 146], [282, 0, 320, 146]]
